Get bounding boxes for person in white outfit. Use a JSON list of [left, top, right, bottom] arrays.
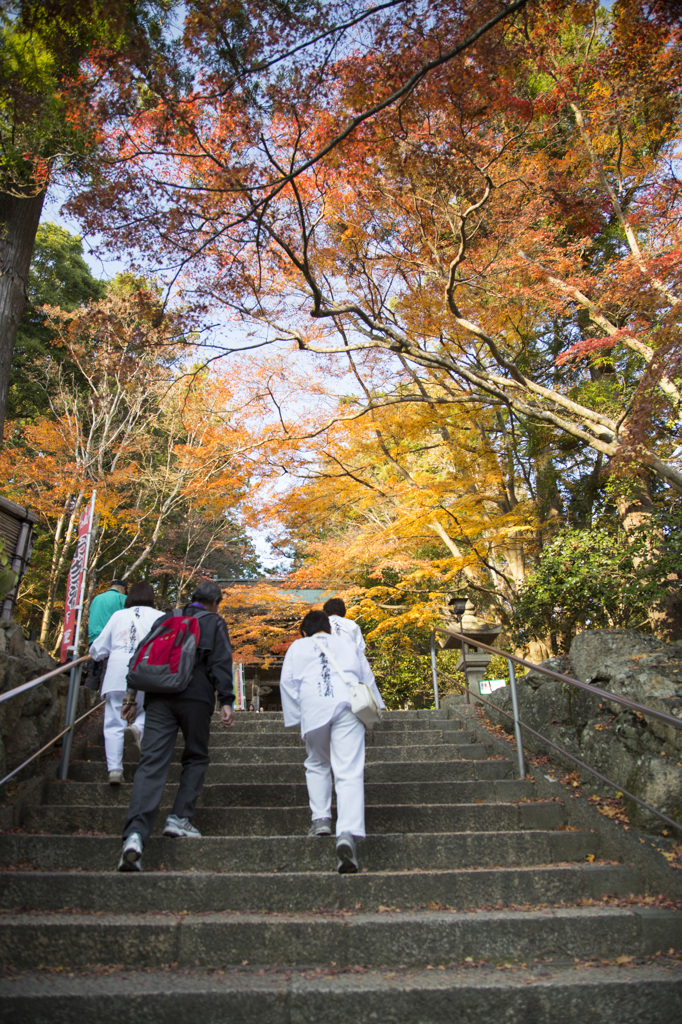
[[89, 582, 164, 785], [280, 609, 385, 873], [323, 597, 366, 654]]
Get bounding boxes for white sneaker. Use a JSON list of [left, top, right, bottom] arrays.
[[124, 723, 142, 757], [336, 832, 359, 874], [307, 818, 333, 837], [117, 832, 143, 872], [163, 815, 202, 838], [108, 769, 124, 786]]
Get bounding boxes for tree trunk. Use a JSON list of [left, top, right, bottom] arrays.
[[616, 479, 682, 642], [0, 189, 46, 444], [534, 444, 563, 526]]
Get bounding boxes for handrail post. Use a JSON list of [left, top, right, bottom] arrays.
[[460, 639, 470, 704], [507, 657, 526, 779], [58, 659, 84, 780], [430, 629, 440, 710]]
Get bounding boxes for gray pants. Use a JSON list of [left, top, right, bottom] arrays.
[[122, 697, 212, 844]]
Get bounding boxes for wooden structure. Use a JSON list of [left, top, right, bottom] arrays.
[[218, 581, 340, 712], [0, 495, 37, 621]]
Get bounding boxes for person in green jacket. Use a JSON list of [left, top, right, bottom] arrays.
[[88, 580, 127, 644]]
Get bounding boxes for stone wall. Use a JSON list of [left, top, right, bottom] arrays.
[[0, 621, 67, 780], [484, 628, 682, 834]]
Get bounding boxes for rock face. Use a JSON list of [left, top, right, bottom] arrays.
[[485, 629, 682, 834], [0, 621, 65, 780]]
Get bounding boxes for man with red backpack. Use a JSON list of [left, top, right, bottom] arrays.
[[117, 581, 234, 872]]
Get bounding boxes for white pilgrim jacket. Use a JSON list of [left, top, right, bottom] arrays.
[[89, 605, 165, 696], [328, 615, 366, 654], [280, 632, 385, 738]]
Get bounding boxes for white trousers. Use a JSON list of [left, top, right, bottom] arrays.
[[104, 690, 145, 771], [304, 706, 366, 838]]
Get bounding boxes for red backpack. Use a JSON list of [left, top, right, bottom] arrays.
[[126, 611, 209, 694]]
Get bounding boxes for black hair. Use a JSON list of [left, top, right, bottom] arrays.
[[322, 597, 346, 617], [190, 581, 223, 606], [300, 610, 331, 637], [111, 579, 127, 592], [124, 582, 155, 608]]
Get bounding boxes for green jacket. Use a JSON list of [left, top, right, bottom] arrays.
[[88, 588, 126, 643]]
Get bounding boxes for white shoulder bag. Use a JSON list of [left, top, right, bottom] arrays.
[[313, 638, 383, 728]]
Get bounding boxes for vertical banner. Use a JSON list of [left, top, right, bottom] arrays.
[[233, 663, 245, 711], [60, 494, 96, 663]]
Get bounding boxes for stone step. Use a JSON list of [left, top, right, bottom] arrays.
[[66, 758, 516, 785], [6, 697, 677, 1024], [0, 864, 644, 914], [88, 728, 464, 749], [19, 800, 566, 836], [212, 715, 457, 733], [230, 711, 451, 720], [2, 905, 678, 971], [216, 729, 463, 747], [42, 779, 535, 808], [0, 831, 600, 873], [376, 710, 451, 719], [2, 964, 679, 1024], [79, 742, 489, 764], [223, 710, 451, 722]]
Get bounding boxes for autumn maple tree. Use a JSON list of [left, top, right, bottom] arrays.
[[245, 361, 535, 614], [1, 275, 259, 649]]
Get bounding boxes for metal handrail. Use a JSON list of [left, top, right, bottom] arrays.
[[431, 628, 682, 730], [0, 654, 93, 787], [430, 626, 682, 835]]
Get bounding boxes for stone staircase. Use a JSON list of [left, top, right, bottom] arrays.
[[0, 708, 681, 1022]]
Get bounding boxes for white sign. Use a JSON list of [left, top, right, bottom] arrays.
[[479, 678, 507, 695]]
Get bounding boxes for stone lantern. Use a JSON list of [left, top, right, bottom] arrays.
[[440, 597, 502, 698]]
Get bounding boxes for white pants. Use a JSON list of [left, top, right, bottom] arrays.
[[304, 706, 366, 838], [104, 690, 145, 772]]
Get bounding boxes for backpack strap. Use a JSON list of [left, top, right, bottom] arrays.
[[182, 606, 220, 655]]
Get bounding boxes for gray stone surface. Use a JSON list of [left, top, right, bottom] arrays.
[[40, 777, 533, 807], [0, 829, 599, 872], [1, 964, 681, 1024], [20, 798, 566, 835], [2, 905, 679, 970], [0, 863, 645, 914], [0, 630, 70, 778], [67, 756, 515, 784]]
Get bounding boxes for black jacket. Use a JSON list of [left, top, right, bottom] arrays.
[[147, 603, 234, 709]]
